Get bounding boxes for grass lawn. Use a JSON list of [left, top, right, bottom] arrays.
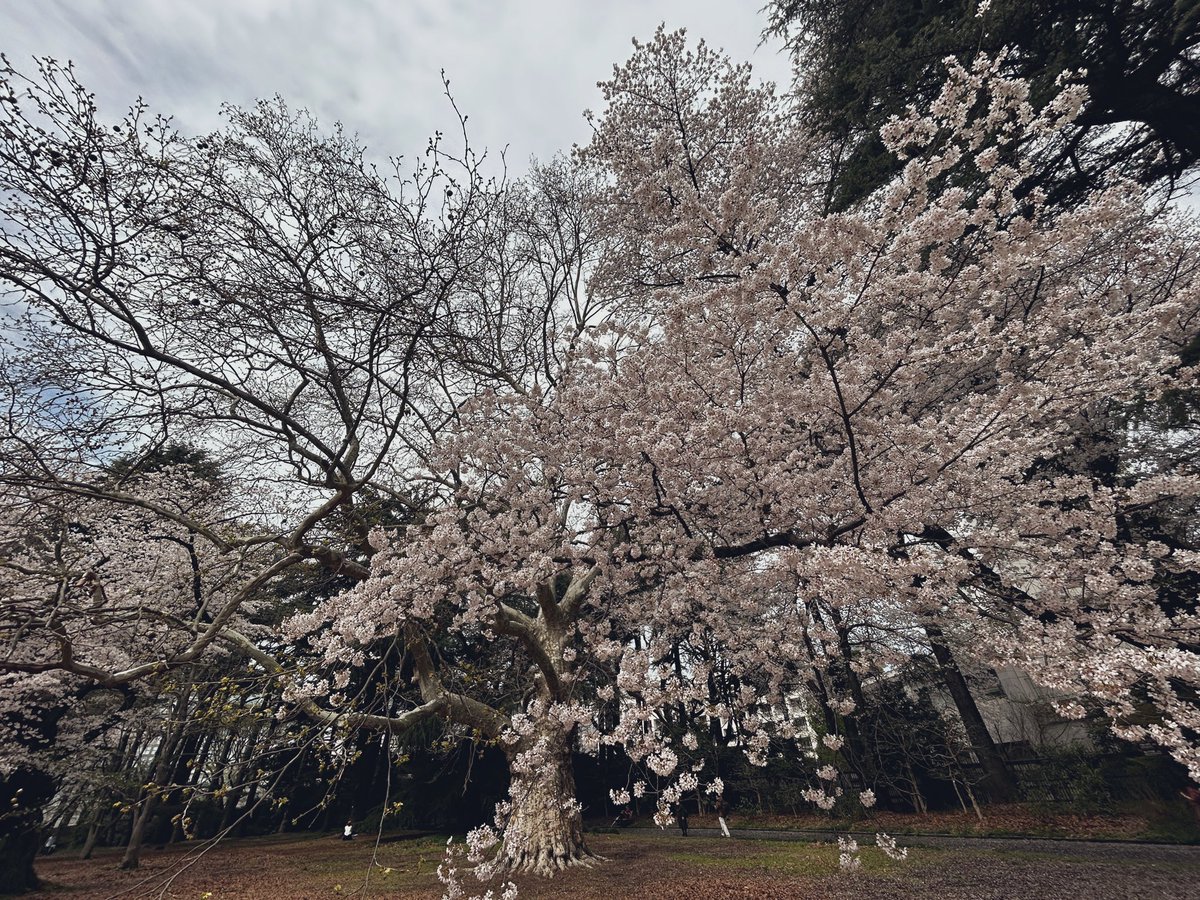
[[716, 802, 1200, 843], [24, 830, 1200, 899]]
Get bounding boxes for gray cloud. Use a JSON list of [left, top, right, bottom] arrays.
[[3, 1, 794, 171]]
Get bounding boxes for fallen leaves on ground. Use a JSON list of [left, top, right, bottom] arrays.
[[26, 830, 1200, 899]]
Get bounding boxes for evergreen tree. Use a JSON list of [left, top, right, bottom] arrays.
[[765, 0, 1200, 210]]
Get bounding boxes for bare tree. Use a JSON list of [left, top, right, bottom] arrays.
[[0, 58, 618, 881]]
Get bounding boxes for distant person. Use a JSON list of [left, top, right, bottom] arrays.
[[678, 808, 689, 837], [343, 820, 354, 841], [41, 834, 57, 855], [715, 798, 730, 838]]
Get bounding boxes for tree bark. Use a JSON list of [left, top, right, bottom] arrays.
[[0, 767, 54, 894], [219, 721, 269, 835], [926, 627, 1018, 802], [119, 791, 158, 871], [79, 818, 100, 861], [496, 724, 595, 876], [120, 684, 191, 869]]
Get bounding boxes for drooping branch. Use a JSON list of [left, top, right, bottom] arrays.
[[0, 551, 303, 687]]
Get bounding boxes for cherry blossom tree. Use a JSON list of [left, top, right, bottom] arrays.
[[0, 55, 616, 885], [3, 29, 1199, 889], [0, 459, 259, 879], [0, 56, 498, 883], [293, 31, 1200, 880], [578, 27, 1200, 787]]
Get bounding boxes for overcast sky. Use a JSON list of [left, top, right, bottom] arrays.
[[3, 1, 794, 172]]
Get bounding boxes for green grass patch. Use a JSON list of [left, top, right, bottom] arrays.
[[664, 839, 909, 876]]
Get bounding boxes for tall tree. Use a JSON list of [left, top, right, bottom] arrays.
[[0, 58, 616, 883], [764, 0, 1200, 210], [0, 58, 507, 884], [297, 31, 1200, 882]]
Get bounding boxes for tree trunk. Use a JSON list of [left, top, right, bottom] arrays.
[[819, 602, 882, 796], [119, 794, 158, 871], [119, 734, 179, 871], [218, 722, 266, 835], [79, 819, 100, 861], [120, 684, 192, 869], [496, 725, 595, 876], [904, 759, 927, 814], [926, 627, 1018, 802], [0, 767, 54, 894]]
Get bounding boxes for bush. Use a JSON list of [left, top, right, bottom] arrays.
[[1017, 751, 1113, 814]]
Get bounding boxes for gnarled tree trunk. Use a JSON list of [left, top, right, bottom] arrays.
[[496, 723, 595, 876]]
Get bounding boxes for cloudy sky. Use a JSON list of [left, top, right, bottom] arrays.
[[4, 1, 794, 171]]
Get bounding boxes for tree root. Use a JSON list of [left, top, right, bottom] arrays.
[[498, 844, 605, 877]]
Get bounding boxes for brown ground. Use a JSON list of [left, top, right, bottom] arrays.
[[24, 830, 1200, 900]]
